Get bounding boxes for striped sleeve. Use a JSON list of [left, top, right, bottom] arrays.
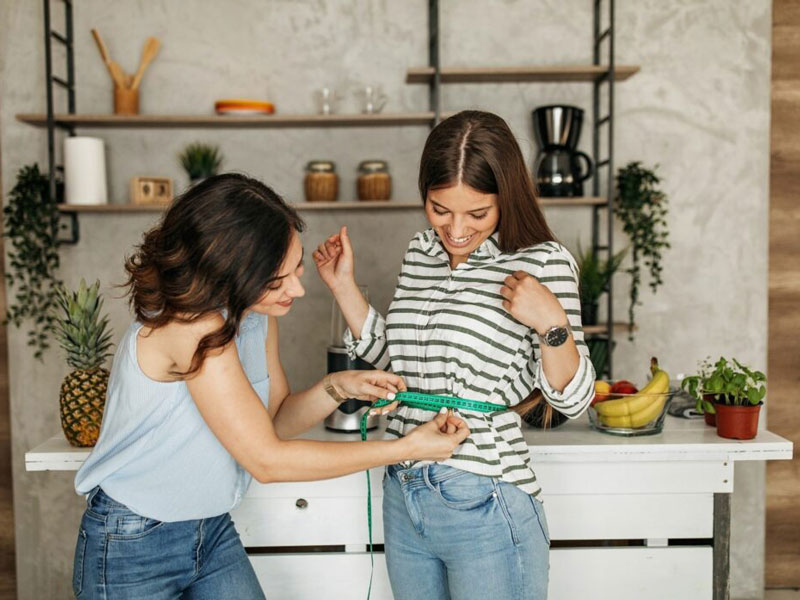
[[532, 245, 595, 418], [342, 305, 391, 370]]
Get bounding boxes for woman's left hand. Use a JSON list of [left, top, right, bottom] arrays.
[[329, 370, 405, 414], [500, 270, 568, 333]]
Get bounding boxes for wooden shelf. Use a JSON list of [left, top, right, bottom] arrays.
[[584, 323, 633, 335], [539, 196, 607, 207], [57, 201, 424, 213], [406, 65, 640, 84], [16, 112, 437, 129], [57, 197, 606, 213]]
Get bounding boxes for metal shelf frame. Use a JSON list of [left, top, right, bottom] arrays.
[[43, 0, 79, 244], [423, 0, 619, 376]]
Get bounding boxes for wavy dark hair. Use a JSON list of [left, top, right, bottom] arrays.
[[124, 173, 305, 377], [418, 110, 557, 424]]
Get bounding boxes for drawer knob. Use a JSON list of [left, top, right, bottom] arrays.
[[295, 498, 309, 509]]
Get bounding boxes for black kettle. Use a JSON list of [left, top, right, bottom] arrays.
[[532, 105, 594, 197]]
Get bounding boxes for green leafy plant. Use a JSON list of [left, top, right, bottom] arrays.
[[614, 162, 670, 338], [681, 357, 766, 414], [2, 164, 62, 359], [178, 143, 223, 181], [586, 336, 615, 379], [576, 243, 627, 324]]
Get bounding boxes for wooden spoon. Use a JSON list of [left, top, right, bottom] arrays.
[[90, 29, 127, 89], [130, 37, 161, 90]]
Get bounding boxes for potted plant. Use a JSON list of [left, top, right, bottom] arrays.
[[681, 357, 766, 440], [2, 164, 62, 359], [178, 142, 223, 183], [53, 279, 113, 447], [576, 243, 627, 326], [614, 162, 670, 339]]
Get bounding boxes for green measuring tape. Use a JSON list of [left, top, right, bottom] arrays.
[[359, 391, 506, 599]]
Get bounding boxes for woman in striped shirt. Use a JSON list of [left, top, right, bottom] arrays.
[[314, 110, 595, 599]]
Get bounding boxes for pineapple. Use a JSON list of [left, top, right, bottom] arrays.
[[54, 279, 113, 447]]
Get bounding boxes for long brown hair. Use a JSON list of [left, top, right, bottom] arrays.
[[124, 173, 305, 377], [418, 110, 556, 423]]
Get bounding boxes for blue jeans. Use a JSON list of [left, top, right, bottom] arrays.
[[73, 487, 264, 599], [383, 463, 550, 600]]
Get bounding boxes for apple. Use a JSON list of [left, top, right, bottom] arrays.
[[609, 380, 638, 395], [592, 381, 612, 405]]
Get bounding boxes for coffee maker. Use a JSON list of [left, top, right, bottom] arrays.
[[532, 105, 594, 197], [324, 287, 380, 433]]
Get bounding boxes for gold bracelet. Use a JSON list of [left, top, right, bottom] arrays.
[[323, 374, 348, 404]]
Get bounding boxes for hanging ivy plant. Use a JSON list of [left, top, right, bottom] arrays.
[[614, 162, 670, 338], [2, 164, 62, 359]]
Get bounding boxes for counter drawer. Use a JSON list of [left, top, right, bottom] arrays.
[[249, 552, 391, 599], [550, 546, 712, 599], [232, 495, 383, 547], [248, 546, 711, 599]]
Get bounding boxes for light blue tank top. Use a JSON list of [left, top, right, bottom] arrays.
[[74, 312, 269, 522]]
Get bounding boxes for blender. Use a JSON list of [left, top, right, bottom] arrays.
[[324, 287, 380, 432]]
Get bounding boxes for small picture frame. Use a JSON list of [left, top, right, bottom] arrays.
[[130, 176, 172, 205]]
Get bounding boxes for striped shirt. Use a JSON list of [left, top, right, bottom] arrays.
[[344, 228, 595, 496]]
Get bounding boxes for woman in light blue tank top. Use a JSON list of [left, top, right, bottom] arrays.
[[71, 174, 470, 599]]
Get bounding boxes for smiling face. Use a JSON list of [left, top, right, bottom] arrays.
[[249, 230, 306, 316], [424, 182, 500, 267]]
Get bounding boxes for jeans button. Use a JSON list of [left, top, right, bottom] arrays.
[[401, 473, 411, 482]]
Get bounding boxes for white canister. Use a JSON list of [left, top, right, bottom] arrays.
[[64, 137, 108, 205]]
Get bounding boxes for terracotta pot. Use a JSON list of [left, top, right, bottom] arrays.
[[715, 402, 762, 440], [702, 394, 716, 426]]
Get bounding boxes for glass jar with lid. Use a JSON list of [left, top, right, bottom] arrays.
[[356, 160, 391, 201], [304, 160, 339, 203]]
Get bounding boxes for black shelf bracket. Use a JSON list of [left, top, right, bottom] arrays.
[[428, 0, 441, 127], [590, 0, 616, 377], [43, 0, 80, 245]]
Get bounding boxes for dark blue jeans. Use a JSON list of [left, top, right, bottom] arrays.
[[73, 488, 264, 599]]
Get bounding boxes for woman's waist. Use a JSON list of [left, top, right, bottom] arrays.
[[387, 406, 523, 443]]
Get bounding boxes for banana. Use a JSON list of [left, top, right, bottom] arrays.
[[594, 357, 669, 418], [600, 395, 667, 428]]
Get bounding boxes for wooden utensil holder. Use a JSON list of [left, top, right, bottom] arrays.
[[114, 86, 139, 115]]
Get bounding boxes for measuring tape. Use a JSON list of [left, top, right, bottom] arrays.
[[359, 391, 507, 599]]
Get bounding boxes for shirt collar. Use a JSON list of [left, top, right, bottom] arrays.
[[419, 228, 502, 262]]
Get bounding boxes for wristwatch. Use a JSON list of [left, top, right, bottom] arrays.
[[539, 323, 572, 347], [323, 374, 348, 404]]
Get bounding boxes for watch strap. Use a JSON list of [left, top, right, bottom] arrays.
[[323, 374, 348, 404]]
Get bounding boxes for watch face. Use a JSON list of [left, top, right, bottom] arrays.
[[545, 326, 569, 347]]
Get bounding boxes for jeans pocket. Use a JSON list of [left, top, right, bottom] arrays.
[[107, 515, 165, 541], [72, 528, 87, 597], [432, 472, 496, 510], [531, 496, 551, 546]]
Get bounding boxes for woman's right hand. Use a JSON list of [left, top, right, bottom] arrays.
[[401, 409, 471, 462], [313, 226, 355, 293]]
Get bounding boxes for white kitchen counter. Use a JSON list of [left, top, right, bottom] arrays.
[[26, 414, 792, 600], [25, 413, 792, 470]]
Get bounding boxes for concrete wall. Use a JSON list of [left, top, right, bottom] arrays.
[[0, 1, 772, 597]]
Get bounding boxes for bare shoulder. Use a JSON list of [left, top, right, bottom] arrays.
[[138, 313, 227, 379]]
